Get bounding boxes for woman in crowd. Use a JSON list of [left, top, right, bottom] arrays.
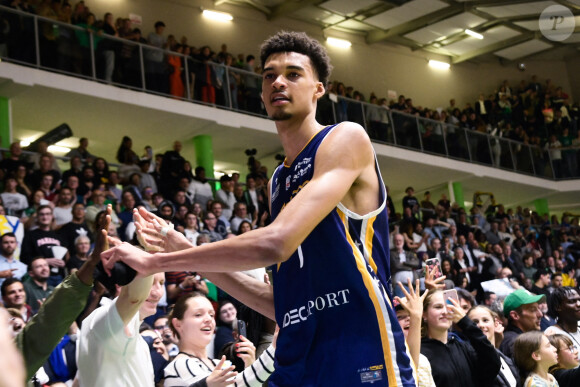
[[66, 235, 91, 274], [92, 157, 110, 185], [163, 292, 275, 386], [514, 331, 558, 387], [547, 334, 580, 387], [467, 306, 519, 387], [183, 211, 200, 244], [420, 289, 500, 387], [394, 279, 435, 387], [237, 220, 252, 235], [212, 300, 238, 358]]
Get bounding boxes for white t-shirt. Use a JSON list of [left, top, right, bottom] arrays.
[[52, 206, 73, 226], [76, 298, 154, 387]]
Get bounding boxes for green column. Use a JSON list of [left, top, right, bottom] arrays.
[[0, 97, 11, 149], [193, 135, 215, 188], [452, 182, 465, 209], [533, 198, 549, 217]]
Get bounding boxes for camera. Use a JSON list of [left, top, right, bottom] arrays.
[[244, 148, 257, 156]]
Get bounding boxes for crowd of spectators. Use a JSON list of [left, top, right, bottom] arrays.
[[0, 0, 266, 114], [2, 1, 580, 178], [0, 133, 280, 384], [0, 128, 576, 384]]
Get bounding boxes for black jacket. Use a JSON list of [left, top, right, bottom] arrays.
[[552, 367, 580, 387], [421, 316, 501, 387], [493, 349, 520, 387]]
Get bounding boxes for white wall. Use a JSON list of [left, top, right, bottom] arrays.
[[89, 0, 574, 108]]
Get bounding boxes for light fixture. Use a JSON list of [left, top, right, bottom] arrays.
[[20, 139, 32, 147], [202, 9, 233, 22], [326, 37, 352, 48], [428, 60, 450, 70], [465, 29, 483, 39], [48, 145, 71, 153]]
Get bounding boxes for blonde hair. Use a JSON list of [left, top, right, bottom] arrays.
[[421, 289, 443, 338]]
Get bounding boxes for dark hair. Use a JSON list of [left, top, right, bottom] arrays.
[[168, 292, 208, 339], [237, 220, 252, 235], [1, 278, 23, 297], [457, 288, 476, 307], [548, 286, 578, 319], [260, 31, 332, 86], [0, 232, 16, 242], [154, 21, 165, 28]]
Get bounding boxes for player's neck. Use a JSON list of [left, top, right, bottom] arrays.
[[276, 113, 323, 165]]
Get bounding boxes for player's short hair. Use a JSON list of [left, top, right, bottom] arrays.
[[260, 31, 332, 86]]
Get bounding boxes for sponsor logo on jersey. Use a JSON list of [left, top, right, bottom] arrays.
[[282, 288, 350, 328], [358, 365, 384, 383]]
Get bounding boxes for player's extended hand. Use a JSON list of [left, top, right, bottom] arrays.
[[100, 242, 154, 277], [206, 356, 237, 387], [134, 208, 192, 252], [395, 278, 427, 320]]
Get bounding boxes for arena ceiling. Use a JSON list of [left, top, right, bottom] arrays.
[[216, 0, 580, 63]]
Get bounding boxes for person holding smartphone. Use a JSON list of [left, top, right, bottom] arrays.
[[163, 292, 275, 387], [420, 289, 501, 387]]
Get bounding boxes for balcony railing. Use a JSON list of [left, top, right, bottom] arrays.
[[0, 5, 578, 181]]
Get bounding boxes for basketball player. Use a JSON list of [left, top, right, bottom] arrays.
[[102, 31, 415, 386]]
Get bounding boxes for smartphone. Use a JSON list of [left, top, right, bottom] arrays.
[[232, 319, 247, 340], [442, 289, 458, 312], [425, 258, 442, 279]]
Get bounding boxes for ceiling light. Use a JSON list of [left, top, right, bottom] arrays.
[[202, 10, 233, 22], [465, 29, 483, 39], [326, 37, 352, 48], [48, 145, 71, 153], [428, 60, 450, 70]]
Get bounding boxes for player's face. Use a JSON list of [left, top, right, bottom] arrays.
[[261, 52, 324, 121]]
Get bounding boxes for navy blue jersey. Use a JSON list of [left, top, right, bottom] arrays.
[[268, 124, 416, 386]]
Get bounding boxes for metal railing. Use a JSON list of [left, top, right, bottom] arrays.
[[1, 5, 579, 181]]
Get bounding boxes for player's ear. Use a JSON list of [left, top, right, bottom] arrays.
[[314, 81, 325, 99]]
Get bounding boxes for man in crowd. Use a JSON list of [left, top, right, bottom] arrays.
[[1, 176, 28, 216], [65, 137, 95, 164], [1, 278, 33, 322], [20, 205, 66, 286], [58, 202, 93, 255], [531, 268, 551, 297], [22, 257, 54, 314], [390, 233, 419, 297], [187, 166, 213, 209], [0, 233, 27, 286], [52, 187, 74, 227], [215, 174, 236, 221], [499, 289, 544, 358]]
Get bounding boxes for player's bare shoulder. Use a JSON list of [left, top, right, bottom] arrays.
[[320, 121, 374, 164]]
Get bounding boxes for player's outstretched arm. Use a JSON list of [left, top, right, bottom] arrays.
[[101, 123, 375, 276]]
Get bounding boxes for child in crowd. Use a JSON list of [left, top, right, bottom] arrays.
[[514, 331, 559, 387]]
